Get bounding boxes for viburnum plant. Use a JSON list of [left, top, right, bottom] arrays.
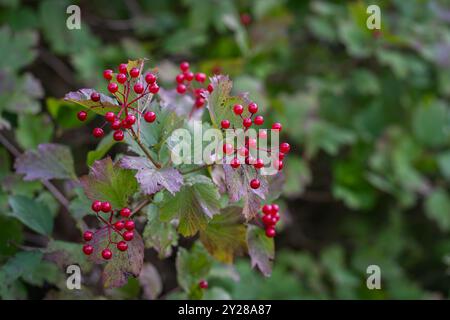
[[62, 59, 290, 297]]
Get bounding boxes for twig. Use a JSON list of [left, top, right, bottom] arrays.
[[129, 128, 161, 168], [181, 164, 214, 175], [0, 131, 71, 210], [39, 48, 75, 86], [131, 196, 153, 216]]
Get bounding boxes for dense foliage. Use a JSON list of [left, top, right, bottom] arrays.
[[1, 0, 450, 299]]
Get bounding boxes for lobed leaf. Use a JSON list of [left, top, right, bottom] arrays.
[[8, 195, 53, 236], [64, 88, 119, 116], [247, 225, 274, 277]]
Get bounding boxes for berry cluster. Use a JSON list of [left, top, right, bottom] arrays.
[[261, 204, 281, 238], [76, 62, 159, 141], [175, 61, 213, 117], [221, 102, 291, 190], [82, 200, 135, 260]]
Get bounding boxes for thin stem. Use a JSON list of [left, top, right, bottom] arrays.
[[131, 195, 154, 216], [181, 164, 214, 175], [129, 128, 161, 168], [0, 131, 71, 210]]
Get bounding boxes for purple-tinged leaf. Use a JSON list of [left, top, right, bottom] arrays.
[[223, 164, 268, 220], [15, 143, 76, 181], [139, 263, 163, 300], [120, 156, 183, 195], [79, 157, 138, 209], [64, 88, 119, 116], [159, 88, 203, 120], [247, 225, 274, 277]]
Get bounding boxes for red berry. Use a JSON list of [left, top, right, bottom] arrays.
[[120, 207, 131, 218], [175, 74, 185, 83], [108, 82, 118, 93], [272, 122, 282, 131], [262, 214, 274, 226], [199, 280, 208, 289], [223, 143, 234, 155], [82, 244, 93, 255], [111, 119, 121, 130], [116, 73, 127, 84], [258, 129, 267, 139], [77, 111, 87, 121], [274, 159, 283, 171], [125, 220, 135, 231], [125, 114, 136, 126], [250, 179, 260, 189], [149, 84, 159, 94], [101, 201, 112, 212], [177, 84, 187, 94], [262, 204, 272, 215], [245, 156, 255, 165], [254, 115, 264, 126], [195, 73, 206, 83], [272, 204, 279, 213], [145, 73, 157, 84], [102, 248, 112, 260], [248, 102, 258, 114], [280, 142, 290, 154], [195, 97, 205, 108], [114, 220, 125, 231], [90, 92, 100, 102], [230, 158, 240, 169], [238, 147, 248, 157], [91, 200, 102, 212], [105, 111, 115, 122], [248, 138, 257, 149], [265, 227, 276, 238], [118, 63, 128, 74], [121, 118, 131, 129], [113, 130, 124, 141], [117, 241, 128, 251], [92, 127, 104, 138], [103, 69, 113, 80], [180, 61, 190, 72], [130, 67, 140, 78], [207, 84, 214, 93], [240, 13, 252, 26], [184, 71, 194, 81], [233, 104, 244, 115], [243, 118, 252, 128], [123, 231, 134, 241], [278, 152, 285, 160], [221, 119, 230, 129], [134, 82, 144, 94], [83, 231, 93, 241], [144, 111, 156, 123], [254, 158, 264, 169]]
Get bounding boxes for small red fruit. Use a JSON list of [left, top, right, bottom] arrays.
[[114, 220, 125, 231], [77, 111, 87, 121], [177, 84, 187, 94], [134, 82, 144, 94], [272, 204, 280, 213], [254, 158, 264, 169], [83, 231, 93, 241], [265, 227, 276, 238], [90, 92, 100, 102], [262, 204, 272, 215], [195, 97, 205, 108], [248, 102, 258, 114], [101, 201, 112, 212], [184, 71, 194, 81], [92, 127, 104, 138], [103, 69, 113, 80], [230, 158, 240, 169], [221, 119, 230, 129], [130, 67, 140, 78], [111, 119, 121, 130], [113, 130, 124, 141], [254, 115, 264, 126], [120, 207, 131, 218], [118, 63, 128, 74], [233, 104, 244, 115], [108, 82, 118, 93], [278, 152, 285, 160], [280, 142, 290, 154], [105, 111, 115, 122], [123, 231, 134, 241], [250, 179, 260, 189], [83, 244, 93, 255], [207, 83, 214, 93], [116, 73, 127, 84], [145, 73, 157, 84], [195, 73, 206, 83], [199, 280, 208, 289], [125, 220, 135, 231], [144, 111, 156, 123], [180, 61, 190, 72], [102, 248, 112, 260], [149, 84, 159, 94], [91, 200, 102, 212], [243, 118, 252, 128], [262, 214, 274, 226], [175, 74, 185, 83], [125, 114, 136, 126], [117, 241, 128, 251], [238, 147, 248, 157], [272, 122, 282, 131], [223, 143, 234, 155]]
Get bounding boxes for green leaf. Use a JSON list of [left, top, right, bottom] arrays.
[[0, 215, 23, 257], [46, 97, 90, 129], [143, 204, 178, 258], [176, 242, 213, 299], [412, 100, 450, 148], [68, 187, 91, 221], [437, 151, 450, 181], [425, 188, 450, 231], [247, 225, 274, 277], [15, 114, 53, 149], [64, 88, 119, 116], [80, 157, 138, 209], [283, 155, 311, 198], [159, 175, 220, 237], [44, 240, 90, 271], [15, 143, 76, 181], [86, 132, 116, 166], [0, 27, 38, 71], [199, 206, 247, 263], [8, 195, 53, 236]]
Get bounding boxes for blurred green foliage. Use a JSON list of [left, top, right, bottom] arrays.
[[1, 0, 450, 299]]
